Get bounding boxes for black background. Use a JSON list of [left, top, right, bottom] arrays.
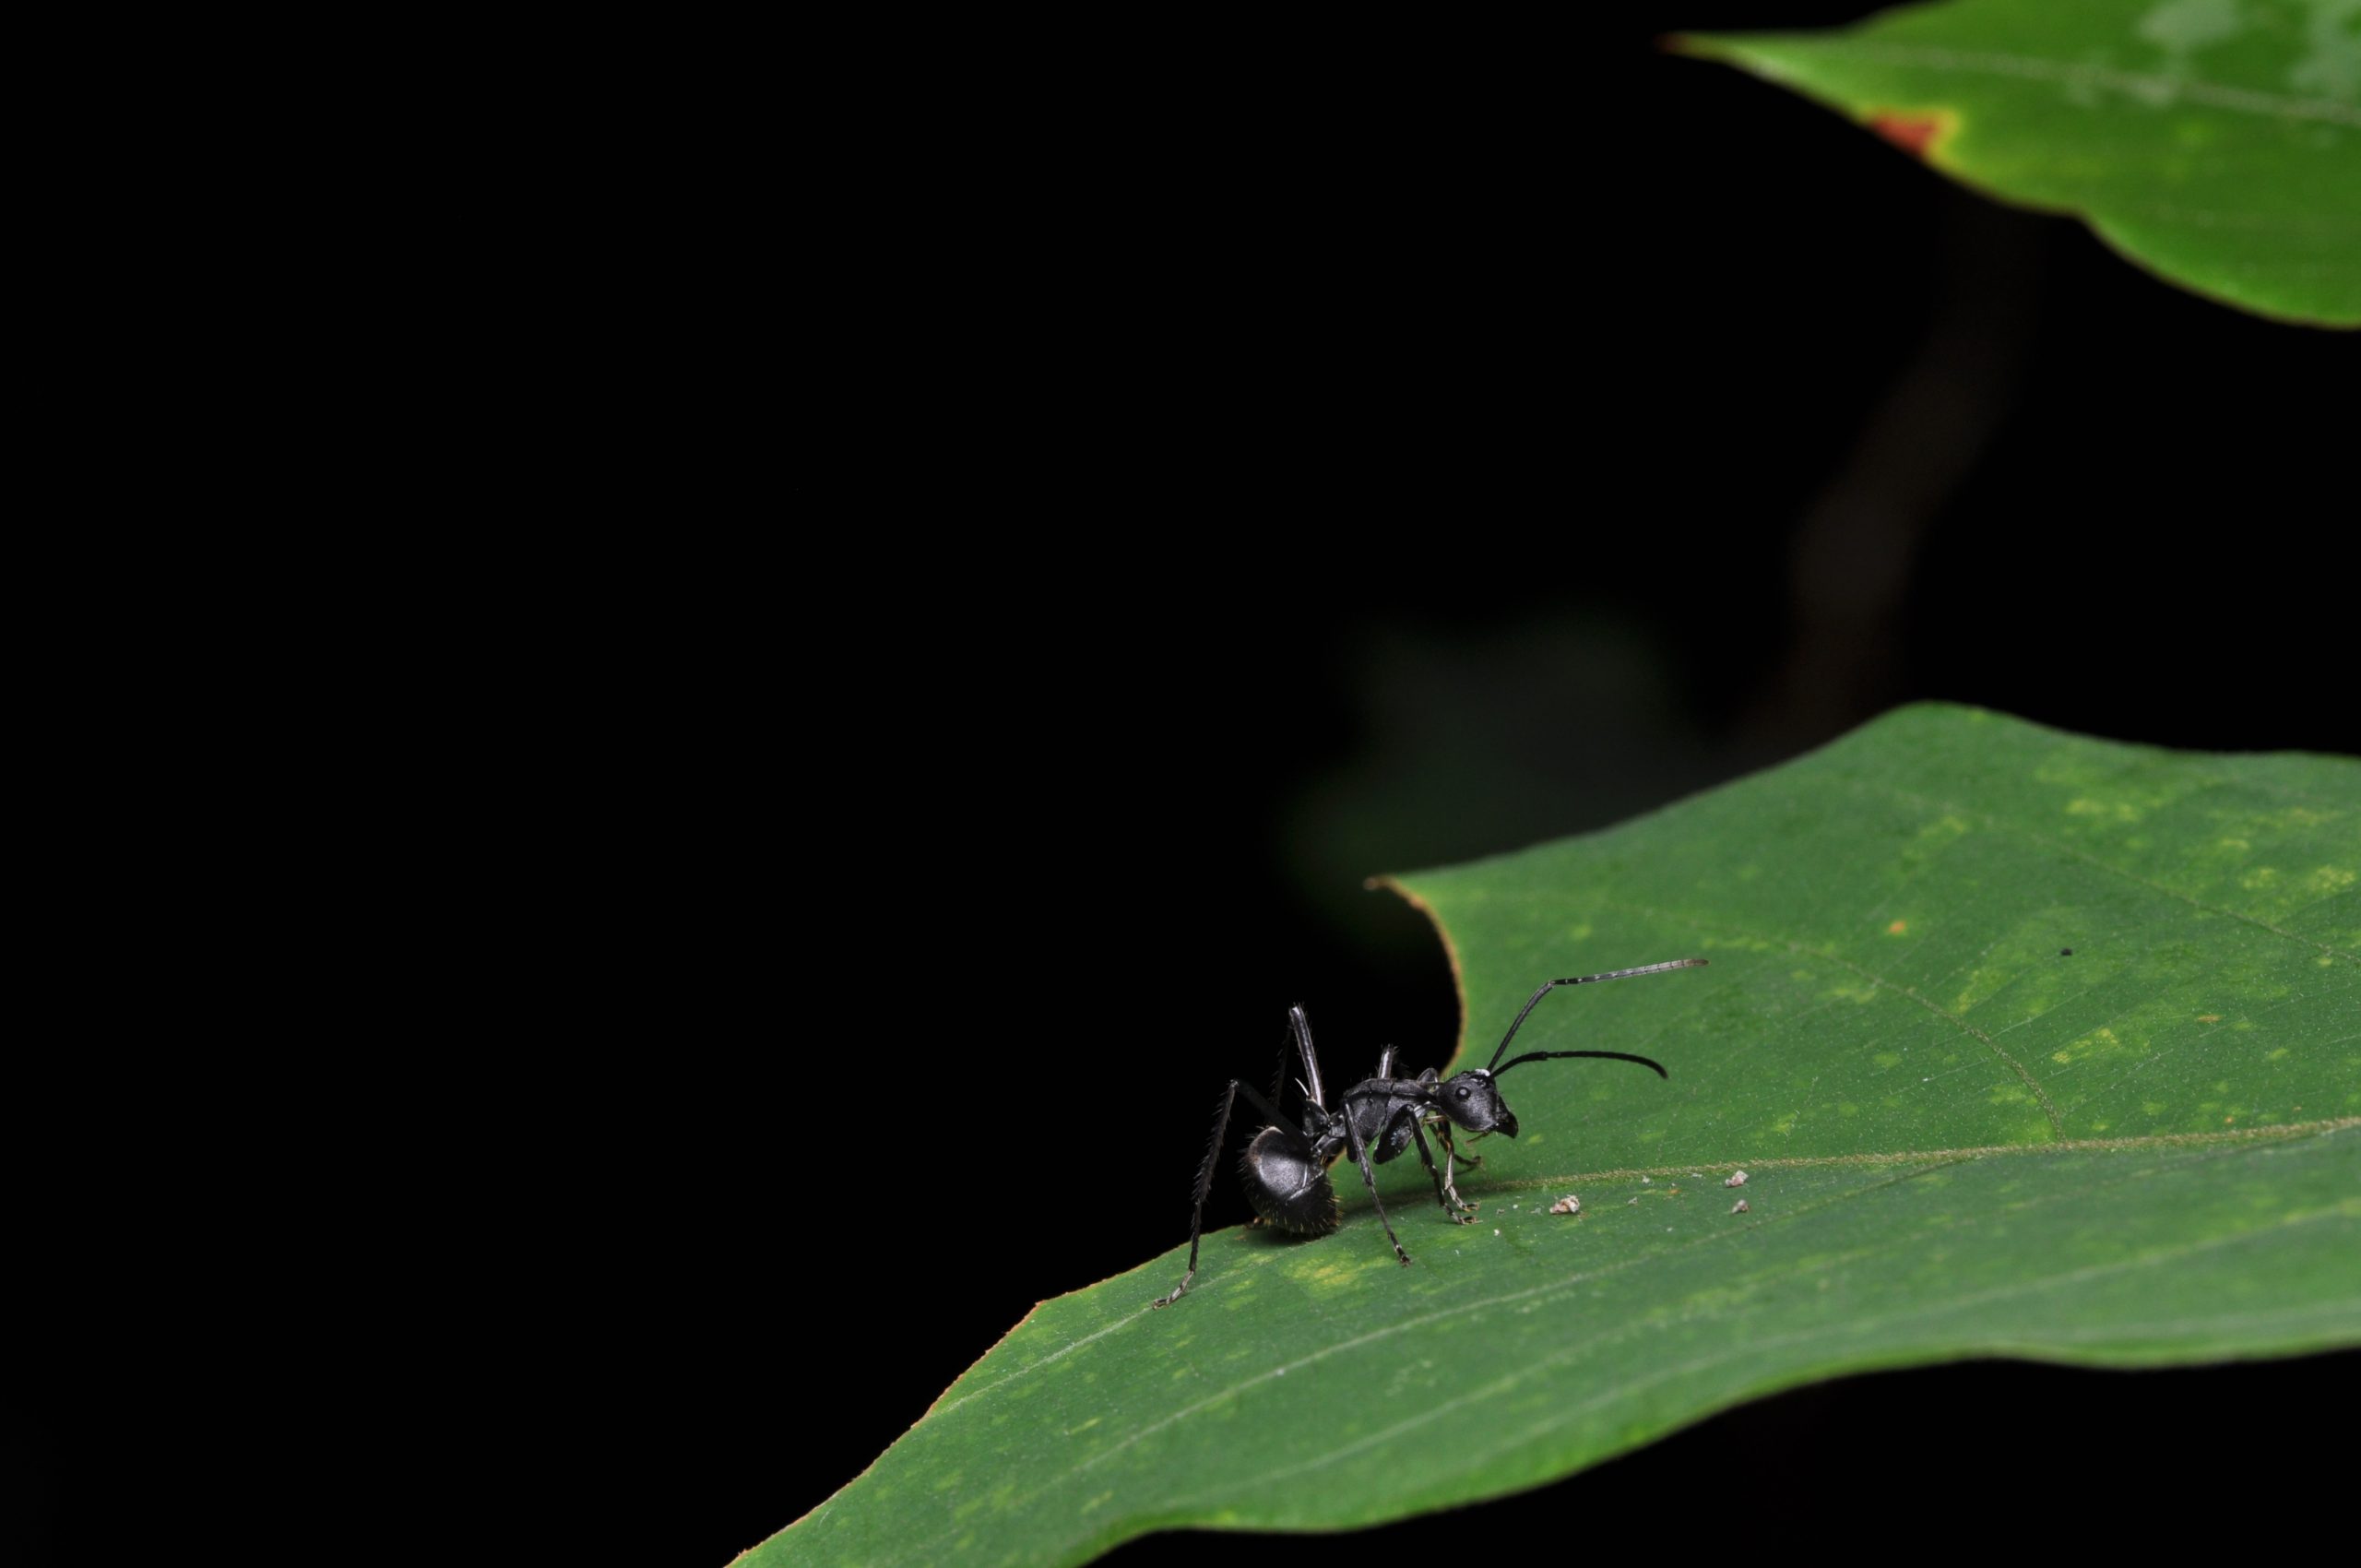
[[18, 5, 2352, 1565], [671, 6, 2353, 1566], [647, 6, 2356, 1563]]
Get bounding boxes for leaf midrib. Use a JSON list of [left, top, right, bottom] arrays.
[[1470, 1115, 2361, 1187]]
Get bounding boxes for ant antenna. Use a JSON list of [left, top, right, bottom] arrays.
[[1495, 1047, 1669, 1078], [1486, 959, 1707, 1073]]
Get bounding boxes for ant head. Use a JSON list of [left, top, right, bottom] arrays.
[[1434, 1069, 1518, 1138]]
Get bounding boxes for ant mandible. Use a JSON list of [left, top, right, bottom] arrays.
[[1152, 959, 1706, 1307]]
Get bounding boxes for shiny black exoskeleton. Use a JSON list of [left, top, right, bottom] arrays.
[[1152, 959, 1706, 1307]]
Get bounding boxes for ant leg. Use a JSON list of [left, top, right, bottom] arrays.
[[1411, 1120, 1476, 1222], [1153, 1077, 1289, 1308], [1342, 1108, 1410, 1267], [1436, 1122, 1485, 1170]]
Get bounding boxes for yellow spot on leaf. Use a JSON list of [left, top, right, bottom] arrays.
[[2197, 1014, 2222, 1023], [1887, 920, 1907, 934], [1292, 1258, 1358, 1290]]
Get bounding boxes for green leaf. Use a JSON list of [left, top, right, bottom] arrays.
[[1676, 0, 2361, 327], [756, 705, 2360, 1568]]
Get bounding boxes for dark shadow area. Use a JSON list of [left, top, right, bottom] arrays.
[[28, 5, 2338, 1566], [1, 1409, 56, 1568], [657, 9, 2353, 1551]]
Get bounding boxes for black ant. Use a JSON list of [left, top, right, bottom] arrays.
[[1152, 959, 1706, 1307]]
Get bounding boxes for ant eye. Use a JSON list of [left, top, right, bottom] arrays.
[[1455, 1087, 1469, 1101]]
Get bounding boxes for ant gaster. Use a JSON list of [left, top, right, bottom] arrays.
[[1152, 959, 1706, 1307]]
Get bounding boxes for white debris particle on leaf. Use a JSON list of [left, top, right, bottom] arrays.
[[1732, 1199, 1750, 1213], [1725, 1170, 1749, 1188], [1548, 1194, 1582, 1216]]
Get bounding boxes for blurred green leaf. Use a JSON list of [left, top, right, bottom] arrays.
[[753, 705, 2360, 1568], [1679, 0, 2361, 326]]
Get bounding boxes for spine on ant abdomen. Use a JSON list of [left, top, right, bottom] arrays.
[[1240, 1128, 1343, 1235]]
